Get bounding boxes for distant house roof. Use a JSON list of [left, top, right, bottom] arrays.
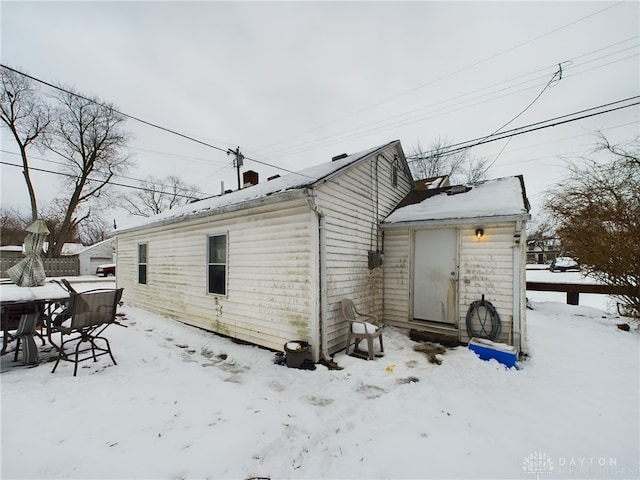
[[118, 140, 407, 234], [414, 175, 450, 190], [0, 245, 23, 253], [383, 175, 530, 226], [39, 242, 86, 256], [76, 237, 115, 255]]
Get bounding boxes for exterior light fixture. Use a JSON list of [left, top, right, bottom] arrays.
[[475, 228, 484, 239]]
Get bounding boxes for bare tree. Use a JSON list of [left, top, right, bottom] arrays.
[[40, 199, 82, 250], [118, 175, 202, 217], [0, 66, 50, 220], [544, 133, 640, 316], [78, 212, 114, 245], [409, 137, 489, 184], [44, 87, 131, 257], [465, 156, 491, 184], [0, 206, 29, 246]]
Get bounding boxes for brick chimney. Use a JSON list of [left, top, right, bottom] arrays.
[[243, 170, 259, 187]]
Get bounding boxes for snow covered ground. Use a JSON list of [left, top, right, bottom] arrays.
[[1, 274, 638, 479]]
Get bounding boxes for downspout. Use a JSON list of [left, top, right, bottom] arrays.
[[305, 189, 332, 363], [512, 220, 523, 354]]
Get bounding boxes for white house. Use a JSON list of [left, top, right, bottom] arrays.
[[381, 176, 531, 353], [115, 140, 413, 362], [115, 140, 531, 362]]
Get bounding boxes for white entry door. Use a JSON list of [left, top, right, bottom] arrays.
[[413, 229, 458, 324]]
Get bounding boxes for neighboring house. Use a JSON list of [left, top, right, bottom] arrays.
[[77, 238, 116, 275], [526, 238, 560, 265], [381, 176, 531, 353], [115, 141, 413, 362]]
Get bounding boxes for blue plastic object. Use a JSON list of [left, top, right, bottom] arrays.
[[468, 337, 517, 368]]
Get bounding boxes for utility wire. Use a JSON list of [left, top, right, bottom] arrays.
[[406, 96, 640, 161], [1, 63, 326, 179], [256, 48, 638, 159], [0, 149, 217, 197], [0, 64, 230, 154], [241, 154, 317, 179], [488, 63, 564, 136], [442, 63, 564, 175], [253, 1, 626, 154], [0, 160, 206, 199]]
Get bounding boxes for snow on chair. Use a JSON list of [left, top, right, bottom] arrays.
[[341, 298, 384, 360]]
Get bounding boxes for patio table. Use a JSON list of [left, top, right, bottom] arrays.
[[0, 277, 116, 358]]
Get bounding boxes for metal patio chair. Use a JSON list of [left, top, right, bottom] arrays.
[[51, 286, 124, 376], [13, 312, 40, 365], [341, 298, 384, 360]]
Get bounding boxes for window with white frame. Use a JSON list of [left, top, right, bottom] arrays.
[[138, 243, 147, 285], [207, 234, 227, 295]]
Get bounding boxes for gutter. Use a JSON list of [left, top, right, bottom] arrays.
[[381, 213, 531, 230], [305, 189, 332, 364], [116, 189, 309, 235]]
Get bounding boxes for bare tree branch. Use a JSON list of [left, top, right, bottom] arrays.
[[410, 136, 489, 184], [0, 66, 50, 220], [44, 87, 132, 257], [117, 175, 203, 217]]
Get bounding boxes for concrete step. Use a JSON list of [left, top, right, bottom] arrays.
[[409, 322, 459, 347]]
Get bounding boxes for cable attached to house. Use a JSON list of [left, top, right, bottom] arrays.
[[465, 295, 502, 341]]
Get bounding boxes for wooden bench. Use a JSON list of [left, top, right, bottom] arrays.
[[526, 281, 626, 305]]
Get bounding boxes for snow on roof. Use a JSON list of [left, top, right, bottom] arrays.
[[0, 245, 23, 252], [76, 237, 115, 254], [38, 242, 86, 256], [384, 176, 530, 224], [118, 141, 396, 233]]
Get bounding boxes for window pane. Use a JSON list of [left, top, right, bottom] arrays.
[[138, 264, 147, 285], [138, 243, 147, 263], [208, 235, 226, 264], [208, 265, 225, 294]]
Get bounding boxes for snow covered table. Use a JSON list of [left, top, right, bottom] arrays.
[[0, 277, 116, 357]]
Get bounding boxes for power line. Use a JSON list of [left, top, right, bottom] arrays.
[[241, 154, 317, 179], [493, 120, 639, 156], [252, 1, 626, 155], [255, 47, 638, 160], [0, 64, 231, 155], [1, 64, 310, 178], [127, 146, 229, 165], [0, 158, 213, 199], [406, 96, 640, 161], [0, 149, 217, 197]]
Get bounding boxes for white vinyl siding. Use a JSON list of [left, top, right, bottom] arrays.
[[458, 224, 516, 345], [117, 199, 317, 353], [116, 142, 413, 358], [382, 228, 411, 324], [382, 223, 522, 347], [314, 147, 413, 354]]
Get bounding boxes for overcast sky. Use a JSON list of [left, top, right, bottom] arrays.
[[1, 1, 638, 229]]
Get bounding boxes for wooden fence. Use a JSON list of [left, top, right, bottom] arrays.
[[0, 257, 79, 278], [526, 281, 627, 305]]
